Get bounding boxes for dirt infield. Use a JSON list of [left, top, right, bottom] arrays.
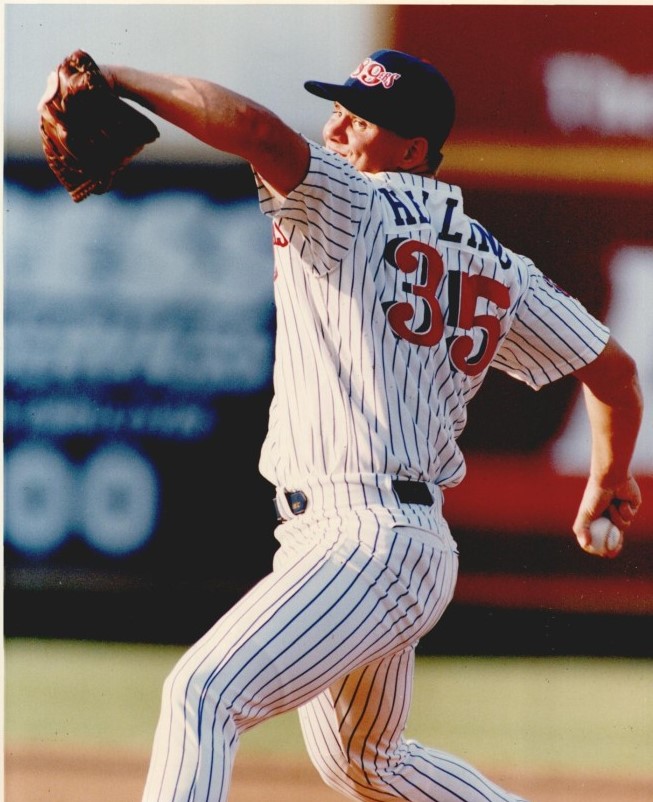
[[5, 744, 652, 802]]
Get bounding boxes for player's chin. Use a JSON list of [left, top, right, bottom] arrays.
[[325, 143, 346, 157], [333, 149, 358, 167]]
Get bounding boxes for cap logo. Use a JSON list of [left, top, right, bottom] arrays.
[[350, 58, 401, 89]]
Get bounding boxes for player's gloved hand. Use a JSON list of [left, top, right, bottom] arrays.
[[38, 49, 160, 202]]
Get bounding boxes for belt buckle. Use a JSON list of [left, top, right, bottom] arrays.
[[286, 490, 308, 516]]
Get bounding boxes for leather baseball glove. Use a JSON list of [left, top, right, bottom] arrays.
[[38, 49, 160, 202]]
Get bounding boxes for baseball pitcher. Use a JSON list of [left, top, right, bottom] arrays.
[[43, 48, 643, 802]]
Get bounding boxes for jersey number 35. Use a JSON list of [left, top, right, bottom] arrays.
[[383, 237, 511, 377]]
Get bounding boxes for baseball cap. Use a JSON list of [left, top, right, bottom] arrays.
[[304, 49, 455, 154]]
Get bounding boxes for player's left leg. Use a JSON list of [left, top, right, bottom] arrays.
[[299, 647, 530, 802]]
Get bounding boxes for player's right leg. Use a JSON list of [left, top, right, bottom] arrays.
[[299, 647, 530, 802]]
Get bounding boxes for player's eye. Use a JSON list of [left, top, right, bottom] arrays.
[[352, 117, 368, 131]]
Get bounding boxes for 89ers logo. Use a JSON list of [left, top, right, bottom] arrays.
[[351, 58, 401, 89]]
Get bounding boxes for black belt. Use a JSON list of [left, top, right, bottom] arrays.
[[274, 480, 433, 522], [393, 480, 433, 505]]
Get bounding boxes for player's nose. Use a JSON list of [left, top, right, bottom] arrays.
[[323, 115, 347, 142]]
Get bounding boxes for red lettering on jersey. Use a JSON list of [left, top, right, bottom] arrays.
[[350, 58, 401, 89], [273, 221, 289, 247]]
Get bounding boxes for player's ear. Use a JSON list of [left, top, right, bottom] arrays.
[[400, 136, 430, 170]]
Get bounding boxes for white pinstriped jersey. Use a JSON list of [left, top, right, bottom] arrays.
[[256, 141, 609, 492]]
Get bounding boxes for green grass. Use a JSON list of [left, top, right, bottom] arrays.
[[5, 639, 653, 779]]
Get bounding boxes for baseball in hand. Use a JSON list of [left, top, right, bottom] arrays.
[[585, 517, 623, 557]]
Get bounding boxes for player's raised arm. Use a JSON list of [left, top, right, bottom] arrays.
[[101, 65, 310, 196], [571, 336, 643, 549]]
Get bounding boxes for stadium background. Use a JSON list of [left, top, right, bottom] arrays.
[[5, 4, 653, 657]]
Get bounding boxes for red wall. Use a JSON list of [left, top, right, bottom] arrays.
[[394, 5, 653, 142]]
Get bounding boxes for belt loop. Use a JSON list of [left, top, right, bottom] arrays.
[[273, 496, 285, 522]]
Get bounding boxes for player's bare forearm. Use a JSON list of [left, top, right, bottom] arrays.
[[571, 336, 643, 541], [101, 65, 309, 195]]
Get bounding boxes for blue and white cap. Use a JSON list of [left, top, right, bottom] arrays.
[[305, 49, 455, 154]]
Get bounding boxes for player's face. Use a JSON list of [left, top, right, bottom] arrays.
[[322, 102, 412, 173]]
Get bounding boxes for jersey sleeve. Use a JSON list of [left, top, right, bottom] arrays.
[[255, 141, 372, 276], [492, 259, 610, 389]]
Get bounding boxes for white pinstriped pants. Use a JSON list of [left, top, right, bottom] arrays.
[[142, 504, 528, 802]]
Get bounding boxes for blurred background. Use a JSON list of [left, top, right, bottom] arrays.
[[5, 4, 653, 657]]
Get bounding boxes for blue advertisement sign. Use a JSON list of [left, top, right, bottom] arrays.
[[5, 182, 275, 565]]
